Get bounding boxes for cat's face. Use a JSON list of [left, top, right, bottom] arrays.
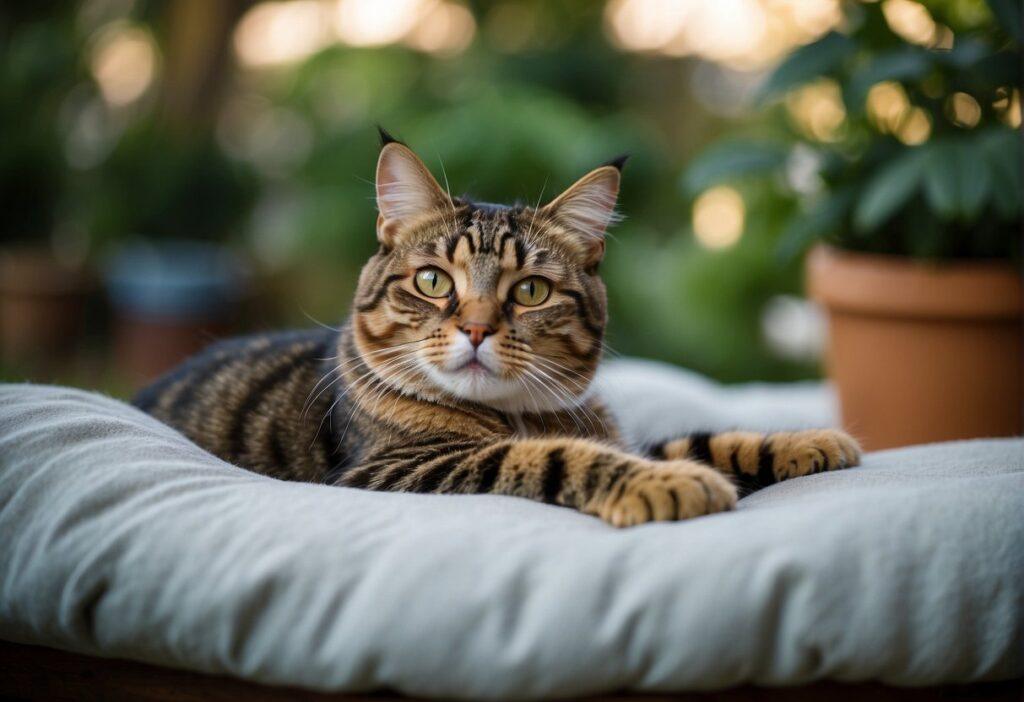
[[350, 135, 622, 413]]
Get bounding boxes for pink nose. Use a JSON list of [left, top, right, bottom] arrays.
[[460, 323, 494, 348]]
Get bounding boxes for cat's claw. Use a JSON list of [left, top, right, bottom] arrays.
[[598, 462, 737, 527], [769, 429, 862, 480]]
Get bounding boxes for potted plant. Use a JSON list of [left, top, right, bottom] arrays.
[[684, 0, 1021, 449], [95, 123, 257, 386], [0, 7, 95, 370]]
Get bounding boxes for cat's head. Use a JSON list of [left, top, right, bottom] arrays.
[[350, 130, 623, 413]]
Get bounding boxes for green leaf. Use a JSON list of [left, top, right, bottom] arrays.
[[922, 141, 959, 219], [845, 49, 933, 112], [985, 0, 1023, 43], [776, 187, 855, 262], [955, 142, 992, 220], [979, 128, 1022, 219], [854, 148, 927, 232], [757, 32, 856, 101], [924, 140, 993, 221], [681, 140, 789, 194]]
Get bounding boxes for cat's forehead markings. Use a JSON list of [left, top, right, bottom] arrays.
[[424, 201, 564, 276], [442, 207, 496, 263], [449, 232, 475, 264], [497, 233, 528, 270]]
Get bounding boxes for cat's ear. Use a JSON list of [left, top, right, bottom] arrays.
[[375, 132, 450, 247], [540, 157, 625, 266]]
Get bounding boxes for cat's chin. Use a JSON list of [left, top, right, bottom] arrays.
[[422, 365, 573, 414]]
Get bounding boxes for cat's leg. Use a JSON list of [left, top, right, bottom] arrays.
[[341, 437, 738, 527], [648, 430, 861, 491]]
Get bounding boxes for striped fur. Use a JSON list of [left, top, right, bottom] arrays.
[[648, 430, 862, 496], [135, 138, 860, 527]]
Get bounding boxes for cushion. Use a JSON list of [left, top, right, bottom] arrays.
[[0, 360, 1021, 699]]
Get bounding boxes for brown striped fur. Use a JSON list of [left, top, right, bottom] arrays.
[[135, 133, 860, 527]]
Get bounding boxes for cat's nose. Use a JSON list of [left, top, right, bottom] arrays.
[[460, 322, 494, 348]]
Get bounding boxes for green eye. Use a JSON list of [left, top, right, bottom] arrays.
[[414, 267, 453, 298], [512, 277, 551, 306]]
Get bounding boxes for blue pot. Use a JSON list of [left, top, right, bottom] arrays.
[[105, 241, 249, 322]]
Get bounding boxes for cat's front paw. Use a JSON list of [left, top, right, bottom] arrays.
[[769, 429, 861, 481], [598, 462, 737, 528]]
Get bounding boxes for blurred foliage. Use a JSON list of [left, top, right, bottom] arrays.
[[685, 0, 1021, 261], [0, 3, 85, 246], [84, 122, 257, 245], [3, 0, 1017, 387]]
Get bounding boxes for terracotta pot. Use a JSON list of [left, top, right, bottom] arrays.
[[806, 245, 1023, 450], [112, 316, 231, 389], [0, 248, 93, 370]]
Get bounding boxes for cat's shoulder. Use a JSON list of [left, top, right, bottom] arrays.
[[133, 327, 337, 410], [179, 327, 337, 370]]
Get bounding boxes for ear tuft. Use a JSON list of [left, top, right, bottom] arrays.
[[377, 125, 403, 147], [603, 154, 630, 172]]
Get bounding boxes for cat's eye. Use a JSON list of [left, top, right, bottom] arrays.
[[414, 267, 453, 298], [512, 277, 551, 307]]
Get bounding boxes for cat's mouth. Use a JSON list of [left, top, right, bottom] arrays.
[[455, 358, 494, 375], [424, 353, 573, 412]]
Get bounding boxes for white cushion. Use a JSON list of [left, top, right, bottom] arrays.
[[0, 363, 1020, 699]]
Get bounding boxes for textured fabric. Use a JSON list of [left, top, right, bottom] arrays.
[[0, 364, 1021, 700], [593, 359, 839, 444]]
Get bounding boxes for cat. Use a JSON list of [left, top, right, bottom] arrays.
[[135, 129, 861, 527]]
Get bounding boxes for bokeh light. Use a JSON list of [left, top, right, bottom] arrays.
[[866, 81, 932, 145], [761, 295, 824, 362], [604, 0, 841, 69], [604, 0, 690, 53], [931, 24, 954, 50], [334, 0, 429, 47], [881, 0, 936, 46], [234, 1, 334, 68], [235, 0, 474, 66], [867, 81, 910, 133], [692, 186, 745, 249], [786, 79, 846, 142], [994, 87, 1022, 128], [89, 22, 157, 106], [664, 0, 768, 65], [404, 1, 476, 55], [897, 107, 932, 145], [947, 92, 982, 128]]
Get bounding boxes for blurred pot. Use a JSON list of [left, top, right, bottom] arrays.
[[106, 241, 248, 387], [0, 248, 93, 368], [807, 245, 1023, 450]]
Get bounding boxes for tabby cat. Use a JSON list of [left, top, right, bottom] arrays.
[[135, 130, 860, 527]]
